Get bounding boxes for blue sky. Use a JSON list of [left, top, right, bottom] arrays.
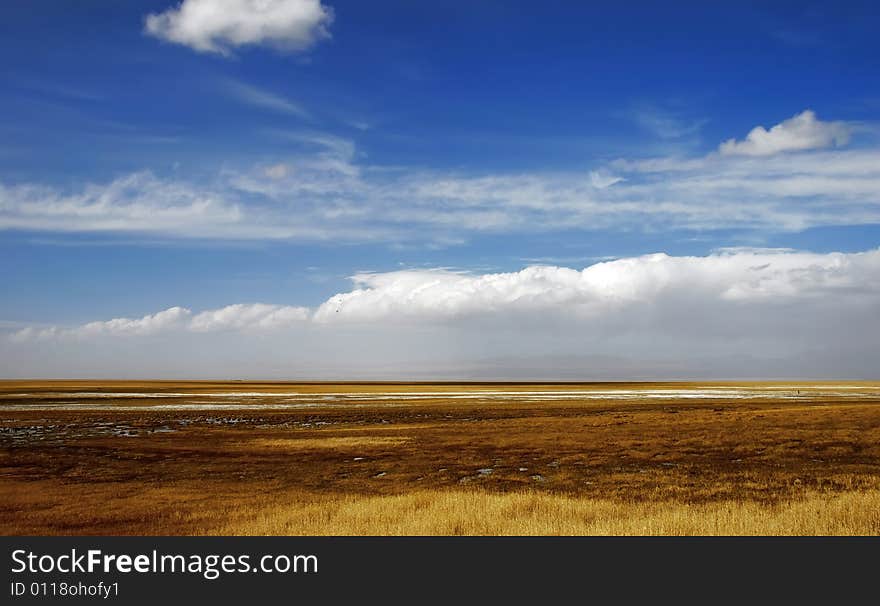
[[2, 1, 879, 378]]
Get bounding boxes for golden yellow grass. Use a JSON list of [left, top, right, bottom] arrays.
[[249, 436, 411, 450], [3, 380, 880, 535], [3, 476, 878, 536], [214, 489, 880, 536]]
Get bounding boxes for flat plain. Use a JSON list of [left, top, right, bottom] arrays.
[[1, 380, 879, 535]]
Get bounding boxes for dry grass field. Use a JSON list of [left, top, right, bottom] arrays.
[[1, 380, 879, 535]]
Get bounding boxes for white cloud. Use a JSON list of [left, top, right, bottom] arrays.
[[263, 163, 290, 179], [20, 248, 880, 337], [589, 170, 623, 189], [221, 79, 310, 118], [719, 110, 852, 156], [314, 248, 880, 322], [631, 105, 707, 139], [0, 171, 249, 237], [76, 306, 192, 337], [190, 303, 309, 331], [7, 248, 880, 379], [144, 0, 333, 55], [11, 304, 308, 341], [1, 111, 878, 242], [12, 306, 192, 341]]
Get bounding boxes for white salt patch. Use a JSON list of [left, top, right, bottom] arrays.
[[3, 385, 878, 412]]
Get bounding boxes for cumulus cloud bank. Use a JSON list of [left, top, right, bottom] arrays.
[[314, 248, 880, 323], [144, 0, 333, 55], [719, 110, 852, 156], [6, 248, 880, 379], [12, 303, 309, 341], [190, 303, 310, 332]]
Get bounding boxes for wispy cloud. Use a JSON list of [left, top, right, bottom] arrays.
[[1, 111, 878, 243], [16, 81, 104, 103], [221, 78, 310, 118], [630, 104, 707, 140], [769, 27, 824, 48]]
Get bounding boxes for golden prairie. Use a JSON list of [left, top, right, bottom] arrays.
[[2, 380, 879, 535]]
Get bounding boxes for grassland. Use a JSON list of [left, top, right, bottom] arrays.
[[1, 380, 879, 535]]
